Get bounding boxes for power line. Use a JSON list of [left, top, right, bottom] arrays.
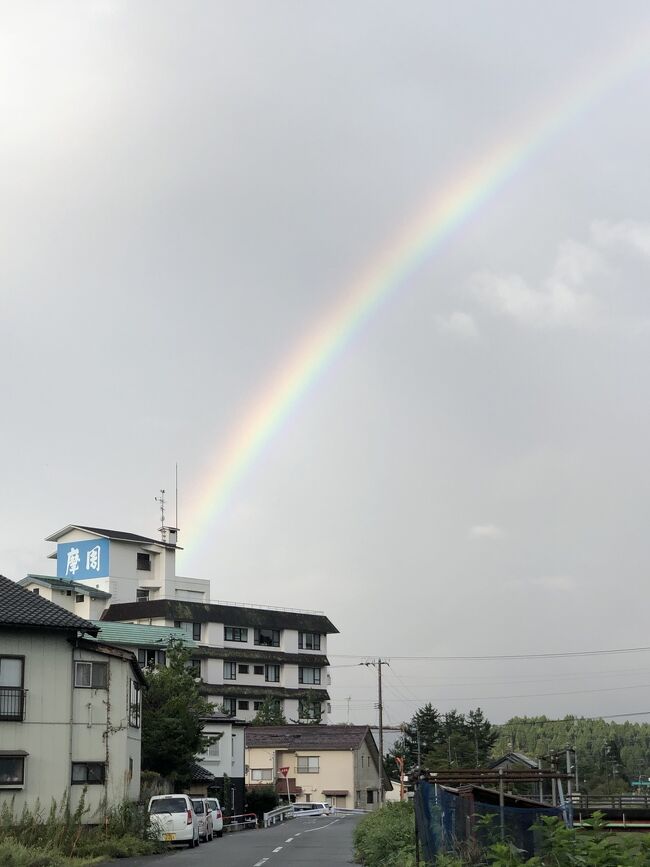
[[329, 645, 650, 661], [329, 682, 650, 703]]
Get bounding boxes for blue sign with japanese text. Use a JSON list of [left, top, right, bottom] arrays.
[[57, 538, 110, 580]]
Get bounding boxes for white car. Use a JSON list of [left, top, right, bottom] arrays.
[[292, 801, 331, 816], [148, 794, 200, 848], [205, 797, 224, 837], [191, 798, 214, 842]]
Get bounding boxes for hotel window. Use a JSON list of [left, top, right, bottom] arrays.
[[297, 756, 319, 774], [0, 754, 25, 787], [253, 701, 263, 711], [222, 698, 236, 716], [298, 698, 321, 720], [207, 739, 220, 758], [298, 667, 321, 685], [74, 661, 108, 689], [298, 632, 321, 650], [224, 626, 248, 643], [72, 762, 106, 785], [253, 665, 264, 675], [265, 664, 280, 683], [238, 664, 249, 674], [137, 552, 151, 571], [238, 700, 249, 711], [137, 648, 166, 668], [254, 628, 280, 647], [174, 621, 201, 641], [223, 662, 237, 680], [251, 768, 273, 781], [136, 588, 150, 602]]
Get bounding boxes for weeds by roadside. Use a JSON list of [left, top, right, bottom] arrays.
[[0, 793, 164, 865]]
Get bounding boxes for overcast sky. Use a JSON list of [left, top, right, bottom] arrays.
[[3, 1, 650, 727]]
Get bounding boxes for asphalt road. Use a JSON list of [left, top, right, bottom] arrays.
[[98, 814, 361, 867]]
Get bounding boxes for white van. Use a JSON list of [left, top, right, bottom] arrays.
[[292, 801, 331, 816], [148, 794, 200, 847]]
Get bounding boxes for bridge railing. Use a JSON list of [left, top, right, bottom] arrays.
[[263, 805, 294, 827], [570, 794, 650, 810]]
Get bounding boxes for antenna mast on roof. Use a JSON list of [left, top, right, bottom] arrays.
[[155, 489, 167, 541]]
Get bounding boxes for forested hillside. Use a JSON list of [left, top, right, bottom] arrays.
[[494, 716, 650, 794]]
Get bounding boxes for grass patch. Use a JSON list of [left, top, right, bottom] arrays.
[[0, 794, 164, 864], [354, 802, 416, 867]]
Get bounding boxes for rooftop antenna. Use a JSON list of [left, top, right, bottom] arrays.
[[155, 489, 167, 541]]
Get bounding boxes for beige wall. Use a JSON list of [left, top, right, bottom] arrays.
[[246, 745, 381, 810], [0, 629, 141, 822]]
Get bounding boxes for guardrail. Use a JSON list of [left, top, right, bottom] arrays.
[[570, 794, 650, 810], [263, 805, 294, 827]]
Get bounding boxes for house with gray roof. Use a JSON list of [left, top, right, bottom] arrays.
[[0, 575, 145, 821], [245, 725, 391, 810]]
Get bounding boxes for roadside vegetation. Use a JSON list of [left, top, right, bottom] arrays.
[[0, 793, 164, 866], [354, 805, 650, 866]]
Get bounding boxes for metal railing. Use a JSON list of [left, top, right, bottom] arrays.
[[263, 805, 294, 827], [211, 599, 325, 615], [223, 812, 258, 831], [0, 688, 26, 721]]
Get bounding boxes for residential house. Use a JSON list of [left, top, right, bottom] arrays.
[[0, 575, 145, 821], [190, 713, 247, 815], [245, 725, 391, 810]]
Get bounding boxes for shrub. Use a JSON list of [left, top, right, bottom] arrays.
[[354, 802, 415, 867]]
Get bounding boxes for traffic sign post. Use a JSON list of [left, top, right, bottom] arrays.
[[279, 766, 291, 804]]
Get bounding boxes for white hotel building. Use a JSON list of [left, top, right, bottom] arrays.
[[25, 525, 337, 723]]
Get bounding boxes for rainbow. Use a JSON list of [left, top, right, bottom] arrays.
[[181, 25, 650, 563]]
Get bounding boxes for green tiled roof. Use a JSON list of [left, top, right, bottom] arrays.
[[90, 621, 197, 648]]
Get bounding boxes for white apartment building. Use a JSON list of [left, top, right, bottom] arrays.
[[33, 524, 338, 724], [0, 575, 144, 820]]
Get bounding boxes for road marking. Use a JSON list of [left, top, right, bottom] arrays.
[[273, 846, 283, 852], [304, 819, 341, 833], [294, 832, 301, 836], [253, 860, 268, 866], [285, 837, 294, 842]]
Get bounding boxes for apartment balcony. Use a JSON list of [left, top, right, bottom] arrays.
[[0, 687, 26, 721]]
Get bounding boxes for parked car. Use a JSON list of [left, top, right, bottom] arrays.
[[292, 801, 331, 816], [205, 797, 224, 837], [191, 798, 214, 842], [148, 794, 199, 848]]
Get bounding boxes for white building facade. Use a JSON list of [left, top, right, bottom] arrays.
[[35, 525, 338, 724]]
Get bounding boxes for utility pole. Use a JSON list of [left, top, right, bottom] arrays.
[[362, 659, 389, 805]]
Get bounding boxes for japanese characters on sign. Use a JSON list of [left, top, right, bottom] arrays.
[[56, 538, 110, 580]]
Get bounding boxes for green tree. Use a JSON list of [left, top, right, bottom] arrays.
[[251, 695, 287, 725], [389, 703, 441, 769], [141, 638, 215, 783]]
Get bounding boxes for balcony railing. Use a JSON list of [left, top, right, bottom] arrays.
[[0, 687, 26, 721]]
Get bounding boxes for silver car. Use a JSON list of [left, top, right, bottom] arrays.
[[191, 798, 214, 842]]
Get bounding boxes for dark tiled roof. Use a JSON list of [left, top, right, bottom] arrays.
[[245, 724, 370, 751], [0, 575, 98, 635], [190, 762, 216, 783], [194, 647, 329, 667], [101, 599, 338, 634], [45, 525, 178, 549], [201, 684, 330, 702]]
